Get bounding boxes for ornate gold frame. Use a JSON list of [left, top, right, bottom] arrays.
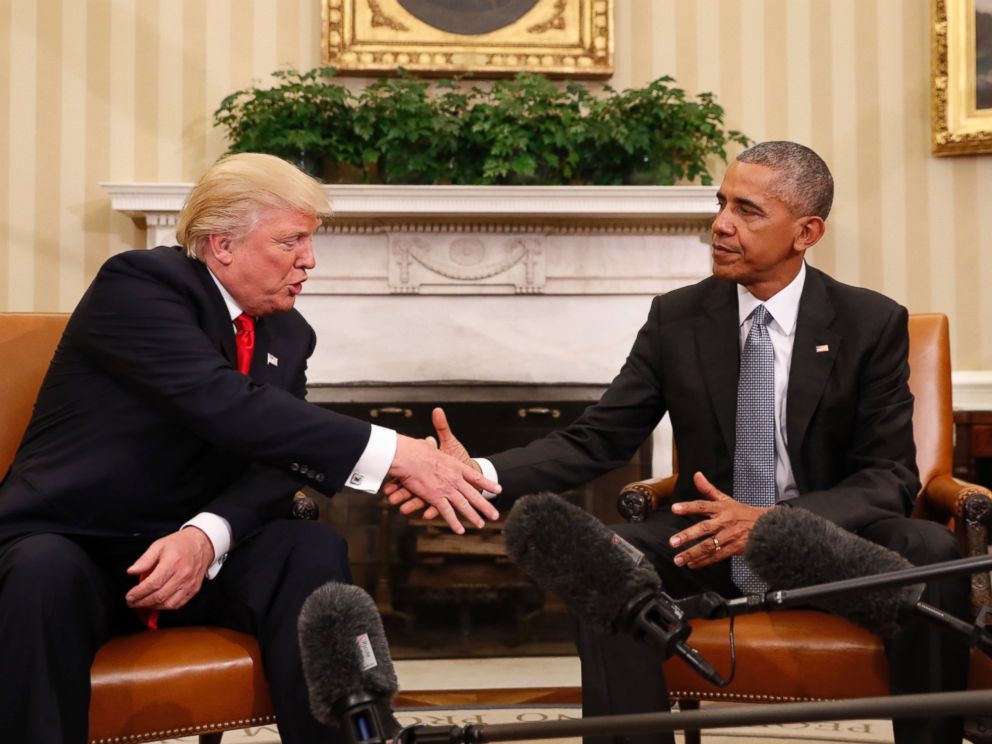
[[322, 0, 613, 78], [931, 0, 992, 155]]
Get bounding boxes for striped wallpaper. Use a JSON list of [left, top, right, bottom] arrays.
[[2, 0, 991, 370]]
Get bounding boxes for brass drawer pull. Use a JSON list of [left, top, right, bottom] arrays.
[[517, 407, 561, 419], [370, 407, 413, 418]]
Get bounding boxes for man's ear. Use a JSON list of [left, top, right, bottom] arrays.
[[794, 216, 826, 252], [204, 233, 234, 266]]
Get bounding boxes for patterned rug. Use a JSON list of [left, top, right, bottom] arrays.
[[153, 706, 895, 743]]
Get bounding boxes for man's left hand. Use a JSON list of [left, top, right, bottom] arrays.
[[668, 472, 772, 569], [125, 527, 215, 611]]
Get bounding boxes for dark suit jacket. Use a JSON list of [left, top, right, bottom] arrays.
[[489, 265, 920, 533], [0, 246, 371, 547]]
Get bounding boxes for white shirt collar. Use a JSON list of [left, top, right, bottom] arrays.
[[205, 266, 244, 323], [737, 261, 806, 336]]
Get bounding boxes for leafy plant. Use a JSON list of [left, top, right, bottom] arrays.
[[214, 69, 749, 186], [577, 77, 749, 185], [459, 74, 589, 185], [214, 67, 358, 177], [353, 75, 461, 184]]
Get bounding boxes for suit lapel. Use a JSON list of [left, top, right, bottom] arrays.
[[786, 267, 840, 480], [696, 281, 740, 455], [192, 260, 239, 368]]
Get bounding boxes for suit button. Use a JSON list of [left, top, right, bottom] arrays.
[[289, 462, 300, 472], [315, 473, 325, 483], [300, 465, 310, 476]]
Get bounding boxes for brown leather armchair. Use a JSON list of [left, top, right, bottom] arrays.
[[0, 313, 306, 744], [617, 313, 992, 743]]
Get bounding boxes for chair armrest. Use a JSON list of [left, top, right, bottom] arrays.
[[291, 491, 320, 520], [617, 475, 678, 522], [919, 474, 992, 614]]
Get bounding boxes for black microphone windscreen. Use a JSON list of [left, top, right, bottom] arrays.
[[745, 506, 919, 636], [503, 491, 660, 632], [298, 582, 398, 726]]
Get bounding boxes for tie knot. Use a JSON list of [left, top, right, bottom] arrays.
[[751, 305, 770, 328], [234, 313, 254, 335]]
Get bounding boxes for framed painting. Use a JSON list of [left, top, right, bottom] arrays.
[[322, 0, 613, 78], [932, 0, 992, 154]]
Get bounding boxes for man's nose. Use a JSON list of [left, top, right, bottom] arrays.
[[712, 210, 733, 236], [297, 239, 316, 269]]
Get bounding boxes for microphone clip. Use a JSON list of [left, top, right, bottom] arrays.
[[617, 590, 692, 659]]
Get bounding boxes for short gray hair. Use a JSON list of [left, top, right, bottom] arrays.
[[176, 153, 331, 260], [736, 141, 834, 220]]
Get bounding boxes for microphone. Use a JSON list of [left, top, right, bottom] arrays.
[[503, 492, 726, 687], [677, 507, 992, 656], [744, 506, 922, 636], [298, 582, 402, 743]]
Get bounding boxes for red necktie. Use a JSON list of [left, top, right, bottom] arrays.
[[234, 313, 255, 374]]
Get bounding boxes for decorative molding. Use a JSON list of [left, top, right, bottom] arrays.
[[952, 371, 992, 411], [389, 234, 544, 294], [101, 183, 719, 223]]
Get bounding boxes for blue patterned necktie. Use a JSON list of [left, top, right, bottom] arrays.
[[732, 304, 776, 594]]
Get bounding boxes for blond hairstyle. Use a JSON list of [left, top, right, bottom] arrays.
[[176, 153, 331, 259]]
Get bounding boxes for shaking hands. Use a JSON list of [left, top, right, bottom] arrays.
[[385, 407, 491, 533], [386, 407, 497, 534]]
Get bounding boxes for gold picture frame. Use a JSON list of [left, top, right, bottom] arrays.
[[322, 0, 613, 78], [931, 0, 992, 155]]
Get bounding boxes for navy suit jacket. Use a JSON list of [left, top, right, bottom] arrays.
[[489, 265, 920, 533], [0, 246, 371, 547]]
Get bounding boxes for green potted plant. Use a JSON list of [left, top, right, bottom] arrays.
[[213, 69, 748, 186], [578, 76, 749, 185], [213, 67, 360, 179], [353, 75, 463, 184], [457, 74, 588, 185]]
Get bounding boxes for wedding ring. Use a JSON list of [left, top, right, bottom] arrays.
[[711, 536, 722, 552]]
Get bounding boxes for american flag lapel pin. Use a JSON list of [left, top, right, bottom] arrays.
[[815, 344, 829, 353], [267, 353, 279, 367]]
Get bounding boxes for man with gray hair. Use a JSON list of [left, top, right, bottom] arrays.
[[391, 141, 970, 744], [0, 153, 500, 743]]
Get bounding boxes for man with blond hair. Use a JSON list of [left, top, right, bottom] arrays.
[[0, 153, 500, 744]]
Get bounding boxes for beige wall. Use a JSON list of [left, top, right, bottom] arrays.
[[2, 0, 991, 369]]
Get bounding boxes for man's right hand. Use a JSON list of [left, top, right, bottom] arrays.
[[387, 426, 499, 534], [385, 407, 478, 522]]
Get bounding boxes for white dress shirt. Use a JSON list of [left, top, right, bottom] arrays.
[[190, 270, 397, 578]]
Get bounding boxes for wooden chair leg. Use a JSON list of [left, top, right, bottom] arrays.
[[199, 733, 223, 744], [678, 699, 702, 744]]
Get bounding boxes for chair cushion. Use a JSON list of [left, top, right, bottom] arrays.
[[88, 627, 274, 744], [664, 610, 992, 703]]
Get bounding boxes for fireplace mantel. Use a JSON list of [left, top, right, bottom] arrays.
[[102, 182, 718, 238]]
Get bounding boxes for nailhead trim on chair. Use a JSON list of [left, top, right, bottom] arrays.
[[670, 690, 831, 704], [89, 714, 277, 744]]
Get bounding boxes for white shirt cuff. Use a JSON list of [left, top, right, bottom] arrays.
[[183, 512, 232, 580], [474, 457, 500, 499], [346, 425, 397, 493]]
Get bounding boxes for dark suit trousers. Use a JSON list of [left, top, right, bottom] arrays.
[[0, 519, 352, 744], [575, 509, 970, 744]]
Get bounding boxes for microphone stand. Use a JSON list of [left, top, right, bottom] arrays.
[[392, 689, 992, 743], [680, 552, 992, 656]]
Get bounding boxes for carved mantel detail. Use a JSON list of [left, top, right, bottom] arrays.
[[390, 234, 544, 294]]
